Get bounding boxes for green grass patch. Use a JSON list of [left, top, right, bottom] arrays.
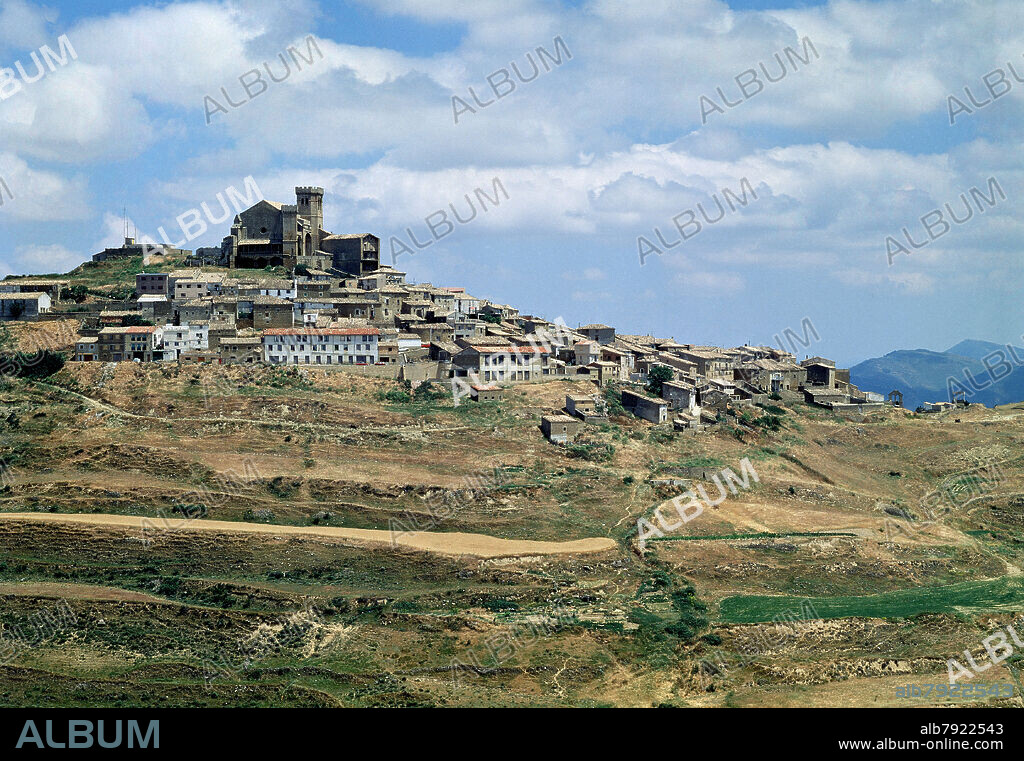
[[718, 575, 1024, 623]]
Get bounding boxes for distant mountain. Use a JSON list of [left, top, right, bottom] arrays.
[[945, 339, 1023, 361], [850, 341, 1024, 411]]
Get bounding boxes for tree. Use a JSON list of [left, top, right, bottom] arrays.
[[646, 364, 674, 396]]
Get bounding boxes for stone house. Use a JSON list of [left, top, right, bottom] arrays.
[[584, 360, 620, 385], [470, 385, 503, 402], [621, 389, 668, 423], [801, 359, 836, 388], [97, 326, 157, 362], [429, 340, 461, 362], [578, 323, 615, 345], [219, 336, 263, 364], [574, 341, 600, 366], [599, 346, 631, 380], [357, 266, 407, 291], [0, 279, 68, 300], [138, 295, 170, 323], [661, 380, 700, 413], [735, 359, 807, 393], [252, 296, 294, 329], [296, 279, 332, 302], [176, 299, 213, 324], [675, 347, 734, 380], [541, 414, 581, 443], [565, 393, 598, 418], [74, 336, 98, 362]]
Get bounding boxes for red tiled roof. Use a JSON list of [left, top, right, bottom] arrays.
[[262, 328, 381, 336]]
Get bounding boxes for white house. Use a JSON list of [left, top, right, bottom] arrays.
[[397, 333, 422, 351], [0, 292, 51, 320], [157, 323, 209, 361], [262, 327, 380, 366], [258, 279, 297, 299], [453, 293, 484, 314]]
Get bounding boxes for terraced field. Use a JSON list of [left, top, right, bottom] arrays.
[[2, 315, 1024, 706]]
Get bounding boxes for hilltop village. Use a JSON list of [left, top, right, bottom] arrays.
[[0, 186, 892, 438]]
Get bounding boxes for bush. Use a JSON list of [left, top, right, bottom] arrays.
[[602, 386, 626, 416], [329, 596, 351, 613], [754, 414, 783, 431], [564, 442, 615, 462], [242, 509, 276, 522], [413, 381, 448, 401], [0, 350, 66, 380], [171, 503, 207, 519], [377, 389, 412, 403]]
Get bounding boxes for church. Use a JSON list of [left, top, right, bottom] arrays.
[[220, 186, 380, 276]]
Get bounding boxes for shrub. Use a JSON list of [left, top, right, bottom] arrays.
[[377, 389, 412, 403], [602, 387, 626, 416], [0, 350, 66, 380], [242, 509, 276, 522], [754, 414, 783, 431], [565, 442, 615, 462]]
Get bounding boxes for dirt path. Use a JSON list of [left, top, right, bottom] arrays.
[[0, 581, 165, 603], [0, 512, 618, 559]]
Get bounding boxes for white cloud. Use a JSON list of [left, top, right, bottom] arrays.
[[12, 243, 83, 274], [833, 269, 936, 295], [0, 152, 90, 221], [0, 0, 56, 57]]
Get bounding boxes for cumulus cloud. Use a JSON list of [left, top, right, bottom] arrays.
[[12, 243, 83, 273], [1, 0, 1021, 354], [0, 152, 90, 221]]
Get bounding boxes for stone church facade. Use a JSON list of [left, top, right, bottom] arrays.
[[221, 186, 379, 276]]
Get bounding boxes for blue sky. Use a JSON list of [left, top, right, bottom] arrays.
[[1, 0, 1021, 366]]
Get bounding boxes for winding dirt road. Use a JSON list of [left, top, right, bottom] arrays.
[[0, 512, 617, 559]]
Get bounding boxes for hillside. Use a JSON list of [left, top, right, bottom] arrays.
[[1, 322, 1023, 707]]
